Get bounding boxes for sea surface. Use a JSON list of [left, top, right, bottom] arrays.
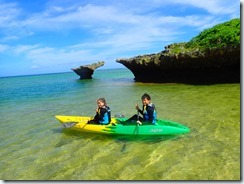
[[0, 68, 240, 180]]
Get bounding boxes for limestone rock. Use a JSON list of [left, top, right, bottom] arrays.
[[72, 61, 105, 79], [117, 18, 240, 84], [116, 45, 240, 84]]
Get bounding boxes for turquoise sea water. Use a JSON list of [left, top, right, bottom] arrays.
[[0, 68, 240, 180]]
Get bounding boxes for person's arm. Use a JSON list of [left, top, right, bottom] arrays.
[[138, 109, 143, 115]]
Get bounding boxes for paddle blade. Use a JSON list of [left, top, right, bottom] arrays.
[[62, 121, 78, 128]]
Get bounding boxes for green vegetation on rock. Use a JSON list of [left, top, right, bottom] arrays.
[[167, 18, 240, 54], [187, 18, 240, 49]]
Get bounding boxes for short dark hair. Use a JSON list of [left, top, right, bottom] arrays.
[[141, 93, 151, 100]]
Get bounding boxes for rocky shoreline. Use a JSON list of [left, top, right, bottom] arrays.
[[71, 19, 240, 84], [116, 45, 240, 84], [116, 18, 240, 84]]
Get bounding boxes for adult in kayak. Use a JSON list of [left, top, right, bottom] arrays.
[[123, 93, 157, 125], [88, 98, 111, 125]]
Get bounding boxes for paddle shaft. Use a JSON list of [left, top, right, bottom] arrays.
[[137, 110, 139, 120], [133, 110, 140, 135]]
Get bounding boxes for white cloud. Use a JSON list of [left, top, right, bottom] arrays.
[[0, 44, 10, 52], [13, 44, 40, 55], [0, 0, 239, 42], [31, 65, 40, 69], [0, 0, 240, 76], [26, 46, 93, 66], [0, 2, 21, 26], [172, 0, 239, 15]]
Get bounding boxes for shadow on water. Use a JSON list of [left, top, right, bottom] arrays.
[[52, 127, 187, 153], [53, 127, 183, 143]]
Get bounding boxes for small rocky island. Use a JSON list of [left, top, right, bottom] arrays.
[[117, 18, 240, 84], [71, 61, 105, 79]]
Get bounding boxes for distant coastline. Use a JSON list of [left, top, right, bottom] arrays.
[[0, 67, 128, 78]]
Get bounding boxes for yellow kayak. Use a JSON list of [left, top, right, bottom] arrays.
[[55, 115, 190, 136]]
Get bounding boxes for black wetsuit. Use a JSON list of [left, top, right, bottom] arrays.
[[93, 106, 111, 125], [139, 103, 156, 124], [123, 103, 157, 125]]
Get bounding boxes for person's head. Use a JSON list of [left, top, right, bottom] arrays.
[[141, 93, 151, 105], [97, 98, 107, 107]]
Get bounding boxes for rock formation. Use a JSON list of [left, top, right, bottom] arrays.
[[72, 61, 105, 79], [116, 45, 240, 84], [116, 18, 240, 84]]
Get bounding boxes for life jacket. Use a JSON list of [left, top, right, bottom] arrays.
[[97, 106, 111, 125], [142, 103, 157, 124]]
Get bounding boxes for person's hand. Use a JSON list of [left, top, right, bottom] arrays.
[[135, 103, 139, 111], [137, 120, 142, 125]]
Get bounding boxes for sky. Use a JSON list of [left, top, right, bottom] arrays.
[[0, 0, 240, 77]]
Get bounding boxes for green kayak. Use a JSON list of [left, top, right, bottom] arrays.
[[55, 115, 190, 136]]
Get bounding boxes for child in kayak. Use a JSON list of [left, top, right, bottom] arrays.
[[123, 93, 157, 125], [88, 98, 111, 125]]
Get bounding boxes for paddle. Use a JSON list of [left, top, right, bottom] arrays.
[[62, 121, 78, 128], [137, 109, 139, 120], [62, 117, 92, 128], [136, 108, 142, 125], [133, 110, 141, 135]]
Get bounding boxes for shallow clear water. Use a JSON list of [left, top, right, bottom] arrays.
[[0, 68, 240, 180]]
